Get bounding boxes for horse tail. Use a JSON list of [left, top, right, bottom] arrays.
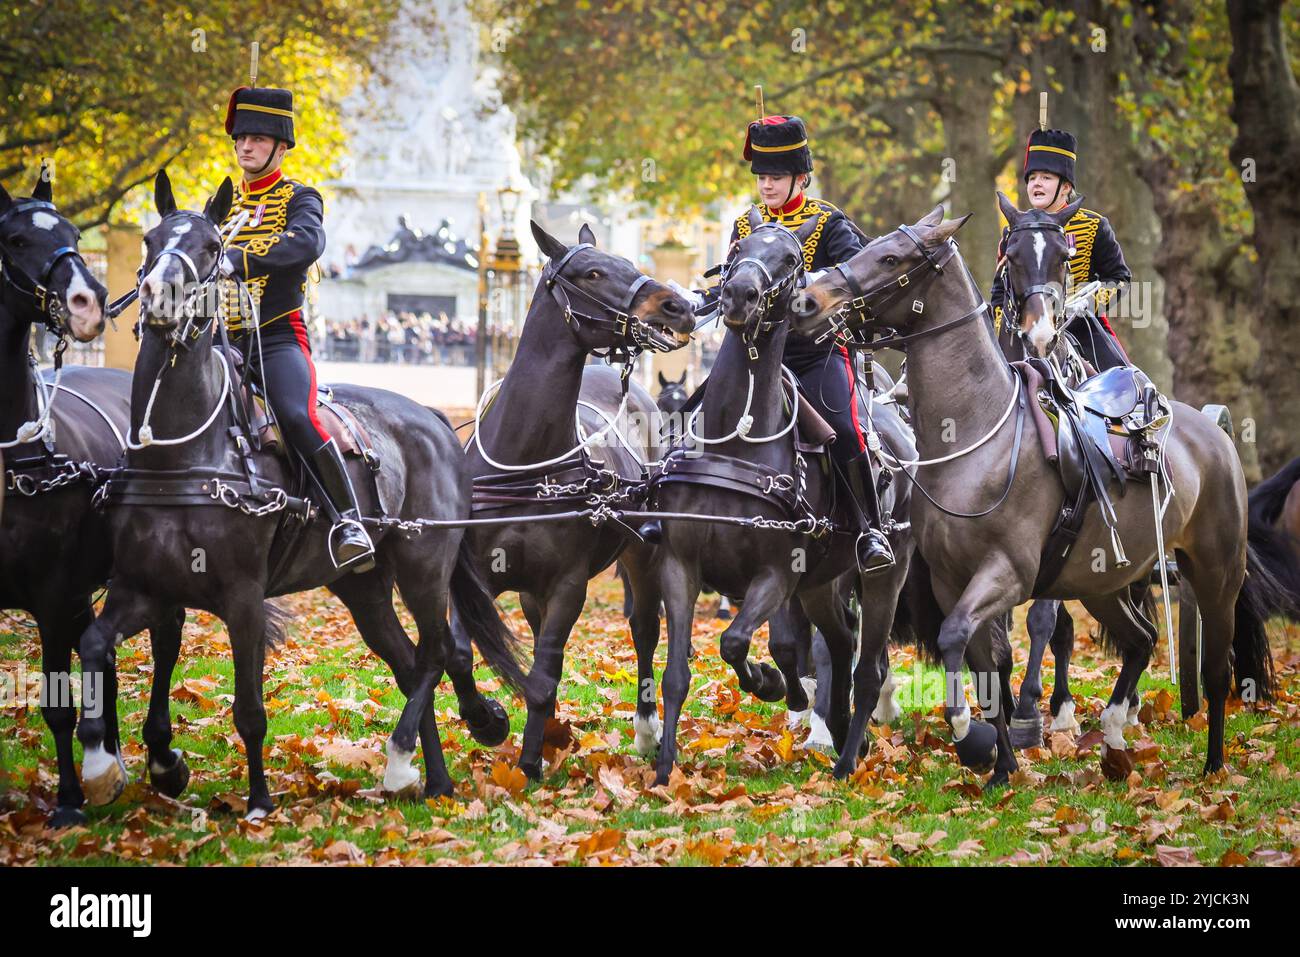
[[448, 538, 548, 709], [1248, 455, 1300, 527], [263, 599, 292, 649], [1232, 530, 1294, 702], [898, 550, 945, 664], [1244, 485, 1300, 623]]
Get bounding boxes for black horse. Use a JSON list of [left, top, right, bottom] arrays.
[[446, 221, 694, 779], [651, 208, 917, 784], [0, 173, 185, 827], [75, 171, 538, 818]]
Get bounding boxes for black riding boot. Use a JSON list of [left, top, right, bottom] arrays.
[[310, 438, 376, 573], [845, 450, 894, 576]]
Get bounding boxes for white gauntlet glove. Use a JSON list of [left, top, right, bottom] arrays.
[[666, 278, 706, 313]]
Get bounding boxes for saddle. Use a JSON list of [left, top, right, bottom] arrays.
[[1012, 357, 1170, 595]]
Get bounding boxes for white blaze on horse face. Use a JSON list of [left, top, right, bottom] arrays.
[[1026, 297, 1057, 357], [1032, 230, 1046, 270], [31, 211, 58, 231], [64, 258, 104, 340]]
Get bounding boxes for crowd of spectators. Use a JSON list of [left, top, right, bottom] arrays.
[[322, 311, 485, 365]]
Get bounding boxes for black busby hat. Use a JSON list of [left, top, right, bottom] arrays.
[[1023, 128, 1076, 185], [743, 115, 813, 176], [225, 87, 296, 149]]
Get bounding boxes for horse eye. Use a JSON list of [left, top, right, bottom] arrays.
[[586, 269, 601, 280], [882, 254, 898, 266]]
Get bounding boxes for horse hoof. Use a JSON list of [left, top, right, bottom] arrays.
[[753, 664, 787, 703], [1008, 715, 1044, 750], [954, 721, 998, 774], [983, 769, 1011, 791], [465, 699, 511, 747], [383, 739, 421, 796], [519, 759, 543, 782], [423, 778, 455, 801], [244, 801, 274, 823], [832, 757, 855, 780], [47, 806, 87, 829], [148, 749, 191, 799], [633, 713, 662, 757], [81, 746, 126, 807], [1100, 745, 1134, 782], [715, 607, 732, 621]]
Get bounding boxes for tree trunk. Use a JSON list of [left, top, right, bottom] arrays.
[[934, 50, 1001, 291], [1228, 0, 1300, 473]]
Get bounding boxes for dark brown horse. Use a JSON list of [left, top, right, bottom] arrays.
[[791, 205, 1281, 782], [0, 173, 183, 827], [447, 222, 694, 779]]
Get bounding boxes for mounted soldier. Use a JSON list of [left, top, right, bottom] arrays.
[[669, 113, 894, 574], [220, 85, 373, 570], [990, 127, 1133, 371]]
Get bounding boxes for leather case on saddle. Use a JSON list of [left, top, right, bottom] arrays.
[[782, 376, 837, 454]]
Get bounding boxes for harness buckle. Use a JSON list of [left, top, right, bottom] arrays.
[[897, 274, 909, 288], [747, 344, 759, 362]]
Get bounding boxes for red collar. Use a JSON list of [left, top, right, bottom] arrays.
[[243, 169, 283, 194]]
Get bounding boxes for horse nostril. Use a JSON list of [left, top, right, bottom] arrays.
[[68, 292, 92, 311]]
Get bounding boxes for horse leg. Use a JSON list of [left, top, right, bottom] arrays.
[[517, 577, 586, 780], [226, 594, 274, 820], [931, 564, 1019, 775], [966, 620, 1019, 788], [799, 580, 856, 759], [1010, 600, 1056, 748], [654, 553, 700, 786], [768, 602, 810, 723], [75, 588, 155, 809], [1172, 549, 1240, 775], [719, 570, 793, 702], [144, 606, 191, 799], [807, 626, 837, 752], [35, 601, 92, 827], [446, 599, 513, 749], [1047, 602, 1079, 732], [329, 570, 433, 800], [621, 544, 664, 757], [394, 559, 457, 800], [1080, 594, 1154, 771]]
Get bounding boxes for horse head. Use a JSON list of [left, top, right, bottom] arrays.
[[789, 205, 970, 343], [718, 207, 816, 345], [530, 220, 694, 355], [137, 169, 234, 333], [0, 171, 106, 342], [995, 191, 1082, 358], [655, 369, 689, 415]]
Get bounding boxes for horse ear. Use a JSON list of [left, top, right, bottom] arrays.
[[530, 220, 567, 261], [204, 177, 234, 225], [746, 204, 764, 232], [154, 169, 177, 217], [676, 370, 687, 385], [1052, 195, 1084, 226], [918, 204, 945, 227], [996, 191, 1022, 228], [928, 212, 973, 245], [658, 371, 669, 388], [577, 222, 597, 247], [32, 168, 52, 203], [793, 213, 820, 245]]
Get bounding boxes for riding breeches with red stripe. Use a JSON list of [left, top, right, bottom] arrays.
[[239, 310, 330, 456], [784, 344, 867, 467]]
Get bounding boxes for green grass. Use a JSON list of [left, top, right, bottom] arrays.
[[1, 574, 1297, 866]]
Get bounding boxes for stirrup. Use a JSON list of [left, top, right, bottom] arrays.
[[329, 517, 375, 572], [856, 529, 895, 576]]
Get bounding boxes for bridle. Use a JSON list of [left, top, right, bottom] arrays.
[[131, 209, 245, 350], [542, 243, 678, 362], [812, 224, 985, 350], [0, 200, 85, 337], [718, 222, 805, 360], [997, 217, 1069, 349], [126, 209, 249, 450]]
